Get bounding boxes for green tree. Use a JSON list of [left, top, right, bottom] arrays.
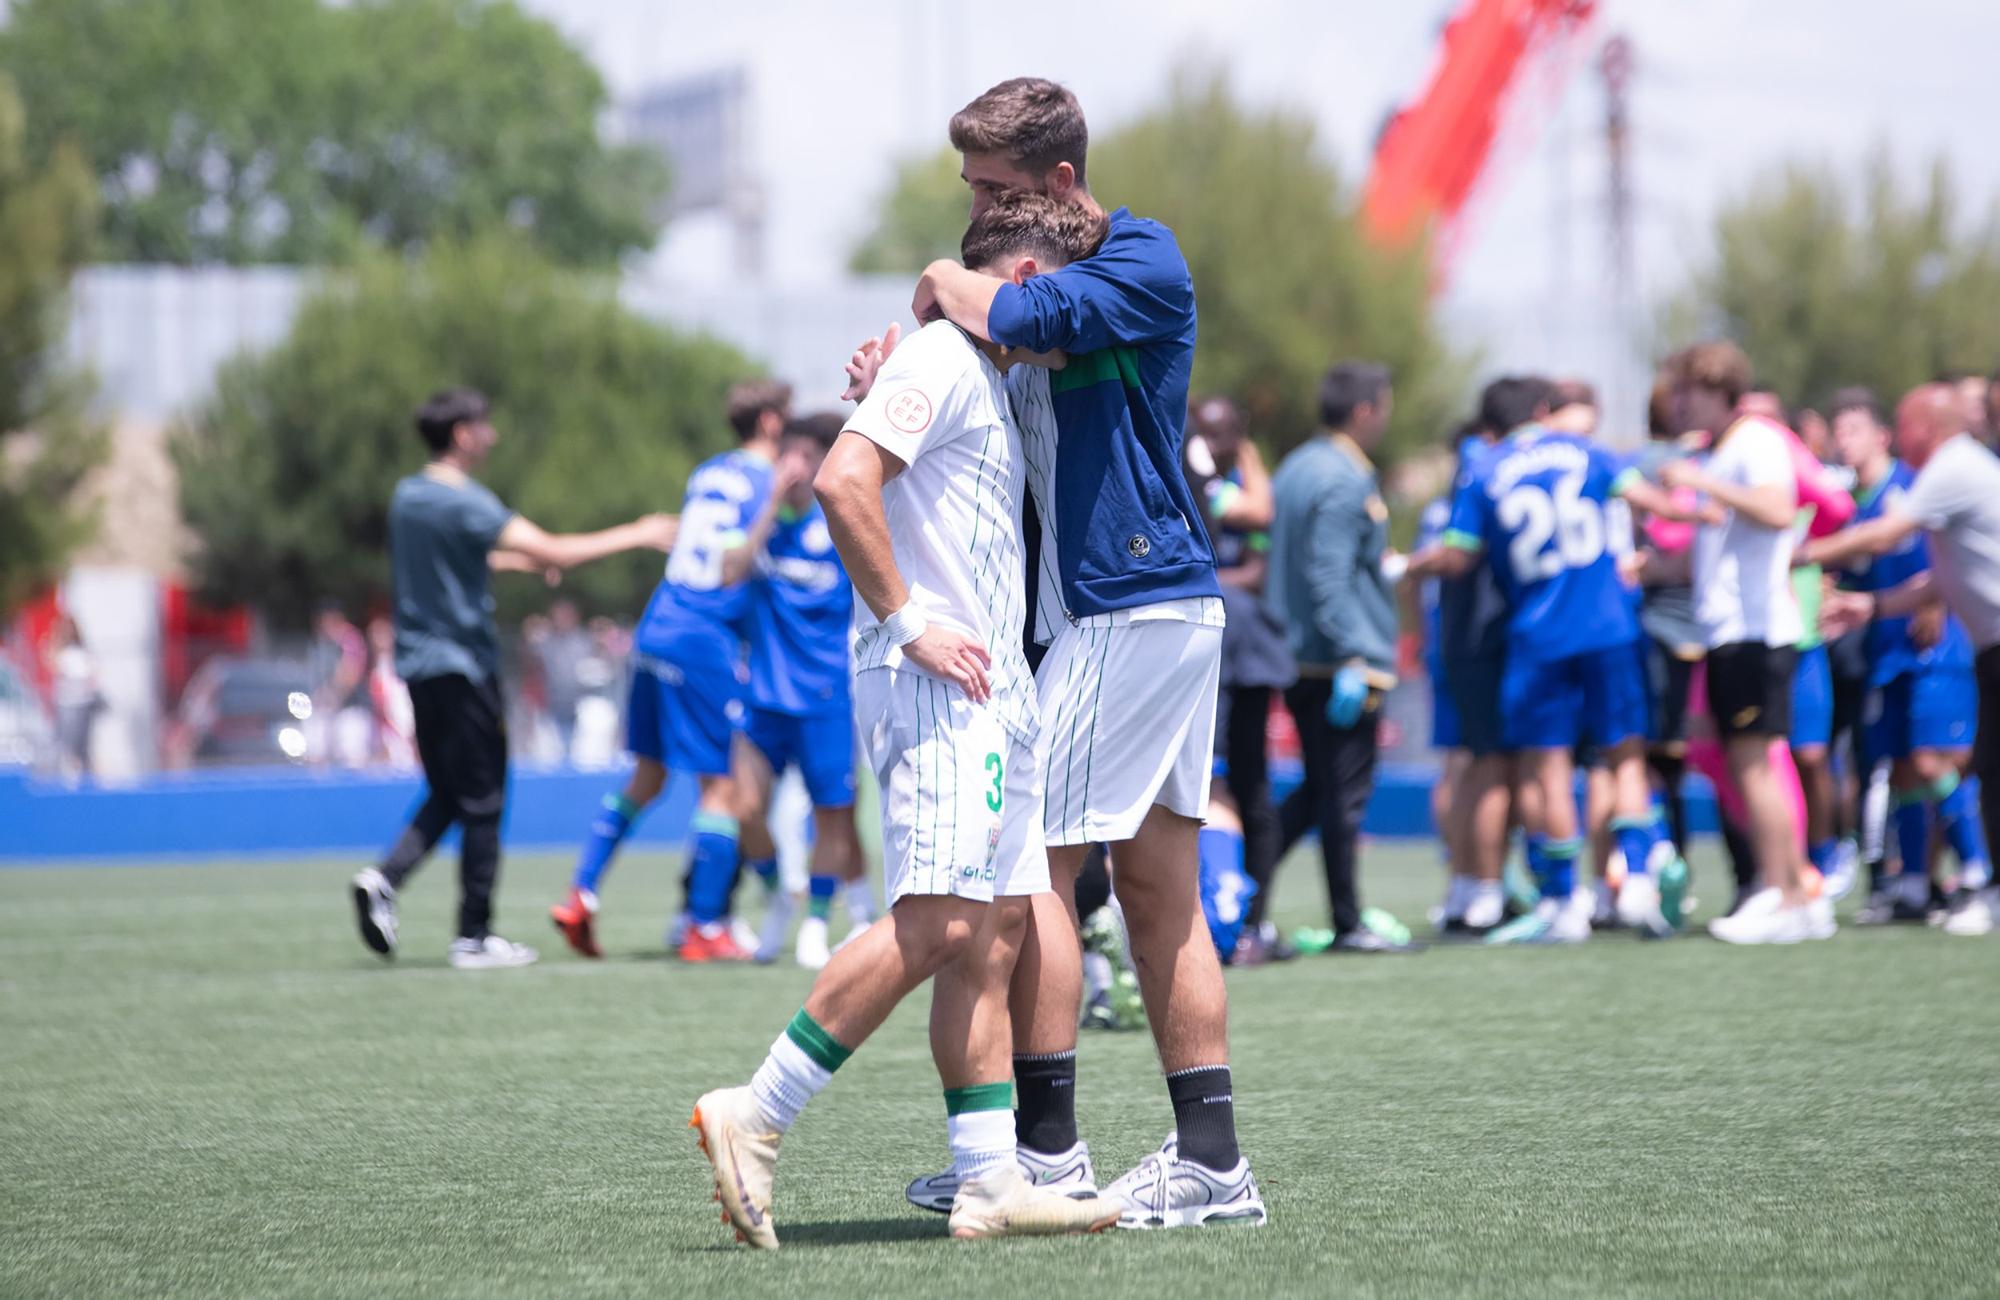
[[173, 235, 753, 627], [846, 68, 1464, 458], [1667, 155, 2000, 408], [848, 148, 967, 274], [0, 78, 105, 617], [0, 0, 666, 267]]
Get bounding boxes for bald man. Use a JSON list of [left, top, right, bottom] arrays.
[[1811, 384, 2000, 936]]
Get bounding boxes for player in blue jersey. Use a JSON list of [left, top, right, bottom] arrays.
[[731, 412, 870, 970], [1803, 391, 1986, 922], [1413, 418, 1514, 937], [550, 379, 800, 962], [1411, 376, 1695, 943]]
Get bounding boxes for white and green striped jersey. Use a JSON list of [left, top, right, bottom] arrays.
[[844, 322, 1038, 742]]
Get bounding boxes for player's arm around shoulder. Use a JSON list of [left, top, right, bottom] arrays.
[[983, 215, 1194, 355]]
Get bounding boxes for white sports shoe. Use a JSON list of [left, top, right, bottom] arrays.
[[907, 1140, 1097, 1213], [350, 868, 398, 957], [1486, 894, 1590, 946], [1616, 873, 1674, 939], [1942, 888, 1998, 937], [794, 916, 831, 970], [447, 935, 538, 969], [948, 1163, 1121, 1240], [1707, 890, 1813, 945], [1103, 1134, 1267, 1230], [730, 917, 761, 955], [753, 891, 796, 965], [691, 1085, 782, 1250], [1822, 841, 1860, 902], [1804, 896, 1838, 941]]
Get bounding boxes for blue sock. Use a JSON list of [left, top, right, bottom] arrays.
[[806, 874, 837, 920], [573, 793, 641, 894], [747, 855, 779, 894], [1610, 816, 1653, 877], [1891, 795, 1931, 879], [1933, 773, 1990, 884], [1808, 838, 1840, 880], [686, 811, 741, 925], [1527, 835, 1582, 900]]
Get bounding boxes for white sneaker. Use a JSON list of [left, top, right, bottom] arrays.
[[690, 1085, 782, 1250], [753, 891, 796, 965], [907, 1140, 1097, 1213], [1462, 886, 1505, 931], [1103, 1134, 1268, 1230], [1616, 873, 1674, 939], [794, 916, 830, 970], [447, 935, 538, 969], [1943, 888, 1998, 937], [947, 1163, 1121, 1240], [351, 868, 398, 957], [1804, 896, 1837, 941], [730, 917, 760, 955], [1486, 895, 1589, 945], [1707, 891, 1812, 945]]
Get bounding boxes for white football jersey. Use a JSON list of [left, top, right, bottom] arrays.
[[844, 321, 1037, 741]]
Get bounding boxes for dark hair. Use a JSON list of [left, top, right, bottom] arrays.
[[1478, 375, 1554, 436], [414, 387, 490, 454], [1318, 361, 1392, 430], [727, 378, 793, 441], [1662, 340, 1753, 406], [1935, 368, 1973, 385], [1549, 378, 1597, 411], [783, 411, 844, 453], [950, 78, 1089, 184], [960, 190, 1107, 271], [1827, 385, 1884, 427]]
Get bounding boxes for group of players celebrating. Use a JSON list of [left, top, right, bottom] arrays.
[[1409, 345, 1995, 948]]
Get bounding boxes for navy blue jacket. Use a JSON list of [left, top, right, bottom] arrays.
[[986, 208, 1220, 615]]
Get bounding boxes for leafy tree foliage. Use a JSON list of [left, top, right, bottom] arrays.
[[0, 0, 666, 266], [174, 235, 754, 627], [848, 149, 968, 275]]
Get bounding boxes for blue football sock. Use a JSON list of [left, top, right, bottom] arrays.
[[1933, 773, 1989, 883], [1891, 794, 1932, 879], [1527, 834, 1582, 900], [573, 792, 642, 894], [1808, 838, 1840, 880], [805, 874, 837, 921], [1198, 826, 1243, 876], [747, 855, 780, 894], [686, 811, 741, 925], [1611, 816, 1654, 877]]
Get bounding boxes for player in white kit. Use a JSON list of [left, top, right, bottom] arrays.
[[690, 193, 1121, 1250]]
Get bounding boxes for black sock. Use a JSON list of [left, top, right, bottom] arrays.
[[1013, 1051, 1077, 1155], [1166, 1065, 1240, 1170]]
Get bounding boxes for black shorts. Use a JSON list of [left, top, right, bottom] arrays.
[[410, 673, 509, 820], [1706, 642, 1798, 740], [1441, 656, 1507, 757], [1645, 638, 1699, 753]]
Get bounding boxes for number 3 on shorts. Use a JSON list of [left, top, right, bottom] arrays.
[[984, 752, 1003, 813]]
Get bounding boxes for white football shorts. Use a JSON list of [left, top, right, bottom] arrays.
[[1036, 602, 1224, 845], [854, 667, 1050, 906]]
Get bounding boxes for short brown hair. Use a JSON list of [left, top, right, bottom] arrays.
[[1663, 340, 1753, 406], [949, 78, 1088, 184], [726, 378, 792, 441], [1550, 378, 1598, 411], [960, 191, 1108, 272]]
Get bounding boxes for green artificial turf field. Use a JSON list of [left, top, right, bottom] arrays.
[[4, 842, 1998, 1299]]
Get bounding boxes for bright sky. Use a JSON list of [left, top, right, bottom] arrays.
[[525, 0, 1998, 398]]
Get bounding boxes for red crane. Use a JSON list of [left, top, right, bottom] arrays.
[[1361, 0, 1598, 285]]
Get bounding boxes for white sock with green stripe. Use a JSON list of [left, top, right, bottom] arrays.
[[946, 1082, 1015, 1182], [750, 1009, 852, 1133]]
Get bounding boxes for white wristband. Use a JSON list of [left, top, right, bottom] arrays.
[[882, 603, 928, 648]]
